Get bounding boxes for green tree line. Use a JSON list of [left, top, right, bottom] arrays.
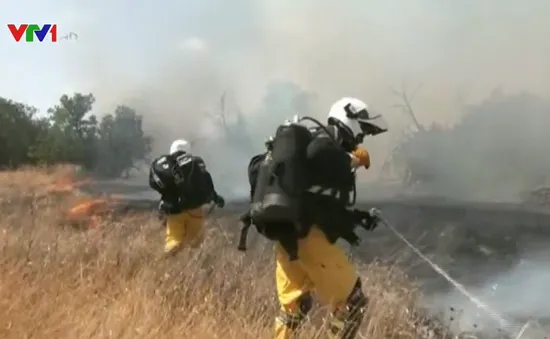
[[0, 92, 152, 178]]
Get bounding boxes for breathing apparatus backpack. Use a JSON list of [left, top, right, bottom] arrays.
[[241, 116, 338, 261], [250, 119, 313, 224], [149, 152, 214, 212]]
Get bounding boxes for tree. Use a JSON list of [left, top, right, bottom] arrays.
[[95, 105, 152, 178], [0, 98, 47, 168], [29, 93, 98, 168], [380, 83, 425, 181], [1, 91, 152, 179]]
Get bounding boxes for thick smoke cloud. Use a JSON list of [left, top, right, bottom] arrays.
[[390, 92, 550, 202], [61, 0, 550, 199]]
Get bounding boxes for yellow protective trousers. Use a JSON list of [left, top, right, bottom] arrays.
[[274, 226, 360, 339], [164, 206, 205, 255]]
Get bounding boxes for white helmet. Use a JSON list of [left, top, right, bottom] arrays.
[[169, 139, 191, 155], [327, 97, 388, 144]]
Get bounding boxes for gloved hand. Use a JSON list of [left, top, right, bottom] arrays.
[[214, 194, 225, 208], [158, 200, 180, 214], [353, 207, 381, 231], [240, 210, 252, 226], [350, 146, 370, 169], [364, 207, 381, 231], [368, 207, 381, 219]]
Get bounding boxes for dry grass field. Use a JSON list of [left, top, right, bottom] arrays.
[[0, 166, 451, 339]]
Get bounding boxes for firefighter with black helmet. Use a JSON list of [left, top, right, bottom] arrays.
[[149, 139, 225, 255], [241, 97, 388, 339]]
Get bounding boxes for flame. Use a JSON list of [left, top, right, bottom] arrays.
[[68, 198, 108, 216], [65, 194, 124, 228], [46, 177, 91, 194], [38, 166, 89, 195], [46, 171, 128, 228]]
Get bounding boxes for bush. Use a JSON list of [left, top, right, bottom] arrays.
[[0, 93, 152, 178]]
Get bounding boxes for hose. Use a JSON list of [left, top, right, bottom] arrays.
[[378, 216, 529, 338]]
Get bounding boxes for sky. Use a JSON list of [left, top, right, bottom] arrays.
[[1, 0, 550, 184]]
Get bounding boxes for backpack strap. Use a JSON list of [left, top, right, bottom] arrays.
[[237, 210, 252, 252]]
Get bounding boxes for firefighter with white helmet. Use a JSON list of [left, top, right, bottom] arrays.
[[327, 96, 389, 152], [241, 97, 388, 339], [149, 139, 225, 255]]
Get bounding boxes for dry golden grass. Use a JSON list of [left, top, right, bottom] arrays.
[[0, 166, 450, 339]]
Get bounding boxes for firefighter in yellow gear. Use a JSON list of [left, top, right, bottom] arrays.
[[149, 139, 225, 255], [274, 226, 366, 339], [242, 97, 388, 339], [164, 205, 206, 252]]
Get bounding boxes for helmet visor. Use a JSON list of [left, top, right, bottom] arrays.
[[358, 114, 388, 136], [344, 103, 388, 136]]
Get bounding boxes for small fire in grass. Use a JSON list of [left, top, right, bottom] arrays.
[[66, 198, 108, 228], [65, 193, 127, 229], [47, 172, 125, 229], [46, 173, 90, 195]]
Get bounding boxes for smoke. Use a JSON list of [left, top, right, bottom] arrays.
[[54, 0, 550, 198], [392, 91, 550, 202]]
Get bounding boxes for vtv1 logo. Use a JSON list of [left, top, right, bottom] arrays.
[[7, 24, 57, 42]]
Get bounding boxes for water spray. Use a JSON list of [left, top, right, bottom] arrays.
[[378, 216, 545, 339]]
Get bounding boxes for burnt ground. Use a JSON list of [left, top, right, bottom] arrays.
[[84, 181, 550, 338]]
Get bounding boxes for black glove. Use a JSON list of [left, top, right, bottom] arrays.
[[238, 210, 252, 252], [158, 200, 181, 214], [214, 194, 225, 208], [240, 210, 252, 225], [353, 207, 381, 231], [364, 207, 381, 231]]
